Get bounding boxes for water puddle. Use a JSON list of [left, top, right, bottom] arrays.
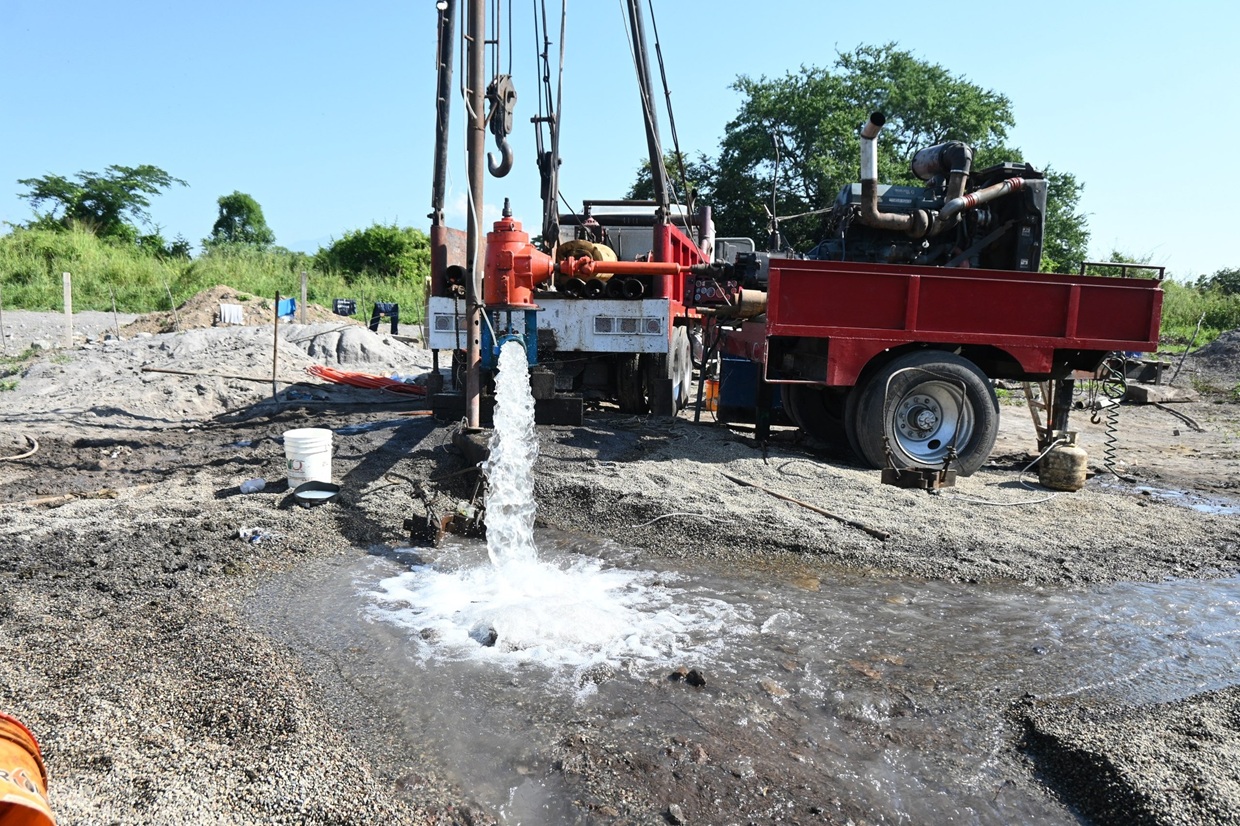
[[252, 343, 1240, 823], [259, 540, 1240, 824]]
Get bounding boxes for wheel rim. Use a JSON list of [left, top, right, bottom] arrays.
[[890, 381, 972, 465]]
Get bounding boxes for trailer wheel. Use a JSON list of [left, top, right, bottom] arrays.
[[851, 351, 999, 476], [616, 355, 648, 414], [781, 384, 849, 446]]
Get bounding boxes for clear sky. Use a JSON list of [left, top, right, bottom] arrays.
[[2, 1, 1236, 280]]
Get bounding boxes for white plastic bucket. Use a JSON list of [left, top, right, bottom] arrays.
[[283, 428, 333, 486]]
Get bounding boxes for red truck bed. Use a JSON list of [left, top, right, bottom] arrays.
[[764, 259, 1164, 386]]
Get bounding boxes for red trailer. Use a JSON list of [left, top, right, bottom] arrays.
[[711, 258, 1164, 475]]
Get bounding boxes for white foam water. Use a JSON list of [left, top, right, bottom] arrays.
[[482, 340, 540, 566], [366, 340, 749, 694]]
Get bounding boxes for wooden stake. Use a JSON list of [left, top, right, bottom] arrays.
[[110, 287, 121, 339], [722, 472, 891, 541], [300, 270, 308, 324], [63, 272, 73, 347], [272, 292, 281, 400], [163, 279, 181, 332]]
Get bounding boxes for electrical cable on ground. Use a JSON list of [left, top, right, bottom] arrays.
[[938, 436, 1067, 507], [1152, 401, 1206, 433], [625, 512, 731, 528], [0, 434, 38, 461]]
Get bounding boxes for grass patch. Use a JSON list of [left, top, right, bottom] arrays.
[[0, 227, 427, 321]]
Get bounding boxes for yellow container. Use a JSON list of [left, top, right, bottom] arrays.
[[0, 712, 55, 826]]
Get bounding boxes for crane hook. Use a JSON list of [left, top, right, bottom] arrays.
[[488, 134, 514, 178], [486, 75, 517, 178]]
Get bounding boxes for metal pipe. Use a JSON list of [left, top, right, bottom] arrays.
[[627, 0, 669, 217], [938, 177, 1026, 223], [857, 112, 930, 237], [621, 277, 645, 299], [428, 1, 456, 297], [430, 0, 456, 228], [465, 0, 486, 428]]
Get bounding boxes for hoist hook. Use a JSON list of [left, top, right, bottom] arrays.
[[486, 75, 517, 178], [488, 135, 514, 178]]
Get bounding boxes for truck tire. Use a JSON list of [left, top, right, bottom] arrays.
[[781, 384, 849, 446], [851, 350, 999, 476]]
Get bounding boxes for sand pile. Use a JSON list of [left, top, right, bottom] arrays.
[[121, 285, 363, 335]]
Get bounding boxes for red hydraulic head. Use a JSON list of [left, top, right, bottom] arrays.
[[484, 201, 551, 310]]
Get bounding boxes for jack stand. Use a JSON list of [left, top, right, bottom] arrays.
[[880, 440, 958, 491]]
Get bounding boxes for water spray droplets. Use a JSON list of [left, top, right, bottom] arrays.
[[483, 341, 539, 566]]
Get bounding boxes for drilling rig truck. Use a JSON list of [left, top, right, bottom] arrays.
[[423, 0, 1163, 479]]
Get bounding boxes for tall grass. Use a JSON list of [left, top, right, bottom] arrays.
[[1159, 279, 1240, 348], [0, 227, 426, 321]]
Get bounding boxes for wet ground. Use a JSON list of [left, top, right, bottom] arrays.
[[3, 373, 1240, 823], [252, 526, 1240, 825]]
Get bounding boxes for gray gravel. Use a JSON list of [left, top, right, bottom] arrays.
[[1, 316, 1239, 824]]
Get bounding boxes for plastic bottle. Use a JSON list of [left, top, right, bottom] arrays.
[[239, 478, 267, 494]]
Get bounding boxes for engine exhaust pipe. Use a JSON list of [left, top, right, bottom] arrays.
[[857, 112, 930, 237], [938, 177, 1027, 224]]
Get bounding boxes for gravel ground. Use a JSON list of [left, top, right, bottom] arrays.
[[1, 310, 1239, 824]]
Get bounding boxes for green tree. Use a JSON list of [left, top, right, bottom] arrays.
[[1037, 168, 1088, 274], [625, 150, 717, 206], [627, 44, 1090, 267], [206, 191, 275, 248], [1197, 266, 1240, 296], [314, 224, 430, 279], [16, 164, 187, 241]]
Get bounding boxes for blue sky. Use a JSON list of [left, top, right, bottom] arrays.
[[2, 1, 1236, 280]]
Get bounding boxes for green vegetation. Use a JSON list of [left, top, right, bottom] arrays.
[[0, 226, 427, 320], [17, 165, 189, 256], [1161, 279, 1240, 347], [627, 43, 1089, 273], [205, 191, 275, 248], [0, 347, 34, 392], [314, 224, 431, 280]]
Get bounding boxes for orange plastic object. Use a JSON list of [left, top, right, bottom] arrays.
[[483, 215, 549, 309], [0, 713, 55, 826]]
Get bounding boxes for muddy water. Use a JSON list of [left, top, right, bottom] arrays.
[[255, 533, 1240, 825]]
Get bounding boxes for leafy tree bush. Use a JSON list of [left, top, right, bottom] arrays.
[[205, 191, 275, 248], [1195, 267, 1240, 296], [16, 165, 187, 241], [626, 44, 1089, 272], [314, 224, 430, 280]]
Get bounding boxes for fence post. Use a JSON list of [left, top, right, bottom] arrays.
[[0, 281, 7, 355], [63, 272, 73, 347], [300, 270, 308, 324]]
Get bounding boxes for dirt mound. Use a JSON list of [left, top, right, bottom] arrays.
[[1180, 328, 1240, 393], [1195, 329, 1240, 371], [122, 285, 361, 335]]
